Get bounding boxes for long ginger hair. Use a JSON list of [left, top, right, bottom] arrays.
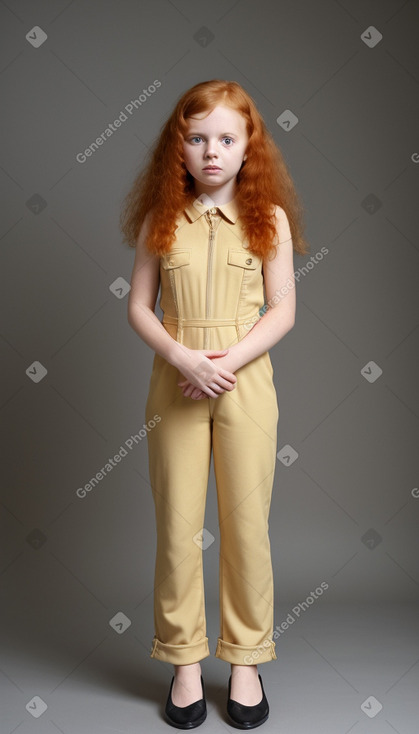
[[120, 79, 309, 259]]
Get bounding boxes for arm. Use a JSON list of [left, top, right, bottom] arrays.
[[127, 213, 237, 398], [226, 205, 296, 372], [127, 212, 186, 365]]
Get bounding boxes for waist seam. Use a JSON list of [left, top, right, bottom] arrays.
[[162, 314, 259, 327]]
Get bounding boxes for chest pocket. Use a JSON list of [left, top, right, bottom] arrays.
[[161, 250, 191, 269], [227, 249, 261, 270]]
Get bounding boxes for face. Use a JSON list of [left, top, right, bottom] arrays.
[[182, 104, 248, 199]]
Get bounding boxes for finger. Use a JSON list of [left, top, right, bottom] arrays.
[[210, 382, 224, 393], [219, 370, 237, 383], [203, 349, 229, 357], [213, 375, 236, 390], [204, 386, 221, 398], [191, 388, 206, 400]]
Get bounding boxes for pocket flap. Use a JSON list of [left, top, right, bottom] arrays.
[[161, 250, 191, 269], [227, 249, 259, 269]]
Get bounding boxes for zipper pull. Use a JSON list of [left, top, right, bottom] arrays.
[[205, 210, 214, 230], [205, 207, 218, 232]]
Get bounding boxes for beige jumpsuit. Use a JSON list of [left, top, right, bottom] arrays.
[[145, 193, 279, 666]]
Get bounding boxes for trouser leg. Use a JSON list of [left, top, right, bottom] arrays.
[[145, 354, 212, 664], [212, 352, 279, 665]]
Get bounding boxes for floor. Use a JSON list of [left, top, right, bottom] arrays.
[[1, 601, 418, 733]]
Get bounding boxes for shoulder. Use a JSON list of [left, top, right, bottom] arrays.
[[270, 204, 292, 245], [270, 203, 289, 224], [134, 208, 153, 246], [132, 209, 159, 265]]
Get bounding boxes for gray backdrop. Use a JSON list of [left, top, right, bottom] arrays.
[[1, 0, 419, 732]]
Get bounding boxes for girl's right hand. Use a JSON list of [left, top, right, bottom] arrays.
[[176, 348, 237, 399]]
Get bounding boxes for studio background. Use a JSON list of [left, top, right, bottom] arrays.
[[1, 1, 418, 732]]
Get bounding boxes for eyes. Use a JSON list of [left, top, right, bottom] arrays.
[[188, 136, 235, 146]]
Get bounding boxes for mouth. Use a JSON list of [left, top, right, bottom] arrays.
[[203, 166, 221, 171]]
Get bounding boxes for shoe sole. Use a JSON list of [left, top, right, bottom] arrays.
[[165, 708, 207, 729], [226, 710, 269, 729]]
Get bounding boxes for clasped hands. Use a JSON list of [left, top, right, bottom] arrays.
[[177, 348, 238, 400]]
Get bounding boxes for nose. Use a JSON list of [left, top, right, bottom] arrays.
[[204, 139, 218, 159]]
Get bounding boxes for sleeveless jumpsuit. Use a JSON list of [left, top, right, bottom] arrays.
[[145, 192, 279, 666]]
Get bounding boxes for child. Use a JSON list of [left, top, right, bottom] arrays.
[[120, 79, 308, 729]]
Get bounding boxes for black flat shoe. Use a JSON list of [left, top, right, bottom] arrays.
[[227, 673, 269, 729], [165, 674, 207, 729]]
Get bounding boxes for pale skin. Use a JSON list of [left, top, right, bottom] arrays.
[[128, 105, 296, 706]]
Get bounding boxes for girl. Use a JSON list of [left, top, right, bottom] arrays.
[[120, 79, 308, 729]]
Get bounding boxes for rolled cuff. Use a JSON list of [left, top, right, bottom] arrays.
[[215, 637, 277, 665], [150, 636, 211, 664]]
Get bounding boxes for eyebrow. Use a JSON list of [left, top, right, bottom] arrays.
[[186, 131, 238, 137]]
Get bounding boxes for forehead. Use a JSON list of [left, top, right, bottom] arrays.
[[184, 105, 246, 134]]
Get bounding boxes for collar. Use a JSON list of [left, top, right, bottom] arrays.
[[184, 192, 240, 224]]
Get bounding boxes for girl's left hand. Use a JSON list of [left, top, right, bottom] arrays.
[[178, 354, 238, 400], [180, 384, 208, 400], [177, 377, 210, 400]]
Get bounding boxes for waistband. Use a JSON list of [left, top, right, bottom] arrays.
[[162, 315, 258, 328]]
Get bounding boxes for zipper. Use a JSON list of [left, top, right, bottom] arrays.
[[204, 208, 217, 349]]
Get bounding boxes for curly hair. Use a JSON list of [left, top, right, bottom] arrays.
[[120, 79, 309, 259]]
